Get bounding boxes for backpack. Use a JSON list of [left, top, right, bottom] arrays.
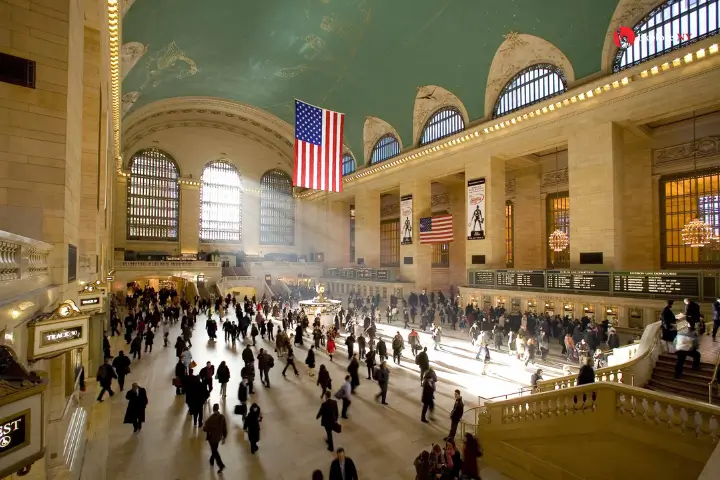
[[268, 356, 275, 368]]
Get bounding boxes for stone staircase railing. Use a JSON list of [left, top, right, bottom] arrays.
[[0, 230, 53, 300]]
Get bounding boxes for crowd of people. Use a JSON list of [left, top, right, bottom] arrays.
[[102, 284, 486, 479]]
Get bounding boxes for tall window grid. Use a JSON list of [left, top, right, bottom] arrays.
[[370, 135, 400, 164], [200, 161, 242, 242], [614, 0, 720, 72], [506, 201, 515, 267], [431, 243, 450, 267], [546, 192, 570, 268], [349, 205, 356, 263], [661, 169, 720, 267], [260, 169, 294, 246], [380, 219, 400, 266], [342, 154, 356, 176], [126, 149, 179, 241], [493, 64, 567, 118], [420, 107, 465, 145]]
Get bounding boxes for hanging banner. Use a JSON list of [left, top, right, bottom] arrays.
[[400, 194, 413, 245], [467, 178, 486, 240]]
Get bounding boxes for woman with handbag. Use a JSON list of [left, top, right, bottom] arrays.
[[243, 403, 262, 454]]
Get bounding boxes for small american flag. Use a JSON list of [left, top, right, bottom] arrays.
[[419, 214, 453, 244], [294, 100, 345, 193]]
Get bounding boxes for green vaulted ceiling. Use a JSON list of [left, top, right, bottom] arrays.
[[122, 0, 621, 163]]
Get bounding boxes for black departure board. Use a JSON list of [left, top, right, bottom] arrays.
[[356, 268, 376, 279], [325, 268, 338, 277], [495, 270, 545, 289], [472, 270, 495, 286], [376, 270, 388, 281], [613, 272, 700, 298], [547, 271, 611, 293], [339, 268, 355, 279]]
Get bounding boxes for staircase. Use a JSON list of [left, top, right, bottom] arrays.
[[645, 352, 718, 403]]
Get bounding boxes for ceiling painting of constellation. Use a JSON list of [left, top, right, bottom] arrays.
[[121, 0, 619, 162]]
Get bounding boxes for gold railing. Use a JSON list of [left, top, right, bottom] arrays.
[[710, 350, 720, 405]]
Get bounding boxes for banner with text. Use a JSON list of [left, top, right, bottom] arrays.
[[467, 178, 486, 240], [400, 194, 413, 245]]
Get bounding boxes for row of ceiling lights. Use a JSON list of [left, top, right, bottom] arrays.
[[300, 42, 719, 200], [107, 0, 121, 173]]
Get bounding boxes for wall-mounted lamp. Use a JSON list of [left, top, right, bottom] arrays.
[[10, 310, 20, 320]]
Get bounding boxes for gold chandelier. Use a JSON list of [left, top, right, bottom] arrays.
[[548, 229, 569, 252], [681, 218, 716, 247]]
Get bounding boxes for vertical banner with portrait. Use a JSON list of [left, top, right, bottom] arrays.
[[467, 178, 486, 240], [400, 194, 413, 245]]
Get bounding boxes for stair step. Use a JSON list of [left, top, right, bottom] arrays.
[[646, 377, 716, 398], [653, 364, 715, 382], [655, 357, 716, 372], [649, 371, 714, 390], [645, 383, 714, 403]]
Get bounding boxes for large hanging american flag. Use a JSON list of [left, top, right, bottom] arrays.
[[294, 100, 345, 193], [419, 214, 454, 244]]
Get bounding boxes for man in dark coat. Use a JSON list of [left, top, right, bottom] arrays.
[[257, 348, 273, 388], [96, 357, 117, 402], [203, 403, 227, 473], [446, 389, 464, 440], [684, 297, 702, 329], [328, 448, 358, 480], [112, 351, 131, 391], [345, 333, 356, 360], [347, 354, 360, 393], [420, 375, 435, 423], [415, 347, 430, 386], [185, 370, 208, 426], [123, 382, 148, 432], [374, 361, 389, 405], [316, 391, 339, 452], [712, 298, 720, 342], [242, 345, 255, 366]]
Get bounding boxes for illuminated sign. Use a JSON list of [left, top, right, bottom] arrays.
[[79, 297, 100, 306], [0, 411, 28, 459], [40, 327, 83, 347]]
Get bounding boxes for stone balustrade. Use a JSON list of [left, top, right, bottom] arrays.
[[0, 230, 53, 299], [116, 261, 220, 269]]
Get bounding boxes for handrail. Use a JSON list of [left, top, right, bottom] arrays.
[[709, 350, 720, 405]]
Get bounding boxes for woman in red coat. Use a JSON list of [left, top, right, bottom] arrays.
[[326, 335, 336, 362]]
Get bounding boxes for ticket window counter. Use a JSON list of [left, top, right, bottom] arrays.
[[524, 299, 537, 313], [563, 303, 574, 319], [582, 304, 596, 320], [544, 301, 555, 316], [495, 297, 506, 310], [604, 306, 619, 326], [482, 296, 492, 311], [510, 299, 521, 314], [628, 308, 644, 330]]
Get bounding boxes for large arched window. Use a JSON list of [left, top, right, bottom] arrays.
[[370, 134, 400, 164], [493, 64, 567, 118], [420, 107, 465, 145], [127, 148, 179, 241], [342, 154, 356, 176], [260, 169, 294, 246], [614, 0, 720, 72], [200, 161, 242, 242]]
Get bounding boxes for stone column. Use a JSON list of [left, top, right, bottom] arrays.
[[355, 190, 380, 267], [179, 181, 200, 254], [568, 122, 623, 270], [326, 199, 350, 265], [465, 155, 506, 269], [399, 179, 431, 288], [448, 181, 467, 288], [620, 134, 654, 270], [511, 165, 543, 269]]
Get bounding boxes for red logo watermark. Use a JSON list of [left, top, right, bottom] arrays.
[[614, 26, 636, 49], [614, 26, 692, 50]]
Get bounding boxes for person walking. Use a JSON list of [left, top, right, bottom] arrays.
[[328, 448, 358, 480], [216, 361, 230, 398], [144, 328, 155, 353], [130, 334, 142, 360], [199, 361, 215, 395], [306, 345, 316, 377], [96, 357, 117, 402], [317, 364, 332, 398], [446, 389, 464, 440], [364, 349, 376, 380], [336, 375, 352, 419], [257, 348, 273, 388], [112, 351, 131, 391], [174, 358, 187, 395], [243, 403, 262, 454], [242, 344, 255, 366], [202, 403, 227, 473], [316, 390, 339, 452], [420, 374, 435, 423], [123, 382, 148, 432], [185, 370, 208, 427], [374, 361, 389, 405], [392, 332, 404, 365], [415, 347, 430, 386], [347, 353, 360, 393], [327, 335, 336, 362], [345, 333, 356, 360], [282, 347, 300, 377]]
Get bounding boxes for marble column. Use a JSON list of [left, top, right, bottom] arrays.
[[355, 190, 380, 267], [568, 122, 624, 270], [448, 181, 466, 288], [179, 182, 200, 254], [326, 199, 350, 266], [465, 155, 506, 269], [399, 179, 431, 288], [511, 165, 543, 269]]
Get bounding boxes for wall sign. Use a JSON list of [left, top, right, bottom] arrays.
[[467, 178, 486, 240], [0, 411, 29, 458], [40, 326, 83, 347], [79, 297, 100, 307], [400, 194, 413, 245]]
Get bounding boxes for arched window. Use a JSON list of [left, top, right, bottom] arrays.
[[370, 134, 400, 164], [420, 107, 465, 145], [260, 169, 294, 246], [127, 148, 179, 241], [493, 64, 567, 118], [200, 161, 242, 242], [614, 0, 720, 72], [342, 154, 356, 176]]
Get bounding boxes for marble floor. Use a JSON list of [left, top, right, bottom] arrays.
[[78, 313, 535, 480]]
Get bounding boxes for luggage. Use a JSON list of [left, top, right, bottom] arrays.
[[234, 403, 247, 415], [172, 377, 182, 387]]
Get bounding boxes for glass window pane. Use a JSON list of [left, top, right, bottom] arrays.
[[493, 64, 567, 119], [200, 161, 243, 242], [371, 135, 401, 164], [420, 107, 465, 146], [260, 169, 295, 246]]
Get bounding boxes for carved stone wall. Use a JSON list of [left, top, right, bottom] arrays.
[[484, 32, 576, 118], [505, 179, 516, 194], [412, 85, 469, 145], [540, 168, 569, 193], [122, 91, 141, 115], [363, 116, 403, 167], [122, 42, 148, 80], [653, 136, 720, 174]]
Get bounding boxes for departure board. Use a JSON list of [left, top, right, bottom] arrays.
[[325, 268, 338, 277], [547, 271, 611, 293], [495, 270, 545, 289], [472, 270, 495, 286], [613, 272, 700, 297], [356, 268, 377, 279], [377, 270, 389, 281], [339, 268, 355, 279]]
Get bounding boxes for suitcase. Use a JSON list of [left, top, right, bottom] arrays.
[[234, 403, 247, 415]]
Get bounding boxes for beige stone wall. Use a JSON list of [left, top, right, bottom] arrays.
[[508, 164, 543, 269]]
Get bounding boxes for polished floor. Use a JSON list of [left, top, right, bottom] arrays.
[[80, 312, 516, 480]]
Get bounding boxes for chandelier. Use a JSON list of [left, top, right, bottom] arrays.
[[681, 218, 716, 247], [548, 229, 569, 252]]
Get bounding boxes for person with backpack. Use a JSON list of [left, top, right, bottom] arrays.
[[336, 375, 352, 419], [257, 348, 273, 387], [96, 357, 117, 402]]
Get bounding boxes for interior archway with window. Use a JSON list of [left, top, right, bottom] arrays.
[[419, 107, 465, 145], [493, 64, 567, 118], [200, 160, 243, 242], [126, 148, 180, 241], [260, 169, 294, 246], [342, 153, 356, 176], [370, 134, 401, 164]]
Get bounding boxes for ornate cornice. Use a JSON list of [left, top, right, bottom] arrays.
[[653, 136, 720, 168], [505, 179, 516, 193], [541, 168, 568, 188], [380, 203, 399, 217], [431, 193, 450, 207]]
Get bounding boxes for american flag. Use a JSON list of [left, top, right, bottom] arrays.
[[294, 100, 345, 193], [419, 214, 453, 244]]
